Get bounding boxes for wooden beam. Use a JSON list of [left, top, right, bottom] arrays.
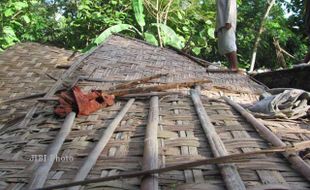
[[35, 144, 309, 190], [68, 99, 135, 190], [190, 89, 246, 190], [110, 80, 212, 97], [110, 73, 168, 90], [79, 76, 127, 83], [141, 96, 159, 190], [223, 96, 310, 181], [28, 112, 76, 189], [118, 91, 185, 99]]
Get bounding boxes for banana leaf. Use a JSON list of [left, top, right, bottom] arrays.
[[94, 24, 135, 45], [152, 23, 184, 49], [144, 32, 158, 46], [132, 0, 145, 32]]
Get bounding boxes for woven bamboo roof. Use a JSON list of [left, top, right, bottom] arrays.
[[0, 35, 309, 190]]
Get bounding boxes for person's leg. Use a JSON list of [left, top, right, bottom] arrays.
[[226, 51, 238, 70], [217, 28, 238, 70]]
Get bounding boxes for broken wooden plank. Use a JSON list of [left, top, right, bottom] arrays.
[[110, 80, 212, 97], [190, 89, 246, 190], [110, 73, 168, 90], [68, 99, 135, 190], [28, 112, 76, 189], [223, 96, 310, 181], [141, 96, 159, 190], [36, 144, 309, 190]]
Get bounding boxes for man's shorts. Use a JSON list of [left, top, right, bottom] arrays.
[[217, 28, 237, 55]]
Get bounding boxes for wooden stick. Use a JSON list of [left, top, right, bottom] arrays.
[[36, 144, 308, 190], [68, 99, 135, 190], [141, 96, 159, 190], [0, 92, 46, 104], [110, 73, 168, 90], [28, 112, 76, 189], [110, 80, 212, 97], [191, 89, 246, 190], [205, 69, 239, 73], [79, 76, 127, 83], [223, 96, 310, 181], [118, 91, 185, 99], [56, 64, 71, 69], [36, 97, 59, 102]]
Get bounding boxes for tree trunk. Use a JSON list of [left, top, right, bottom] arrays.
[[249, 0, 276, 72]]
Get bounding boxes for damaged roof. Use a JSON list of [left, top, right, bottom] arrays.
[[0, 35, 309, 190]]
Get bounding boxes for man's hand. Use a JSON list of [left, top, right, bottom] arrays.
[[225, 23, 232, 30]]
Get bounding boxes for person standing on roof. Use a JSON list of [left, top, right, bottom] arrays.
[[215, 0, 238, 70], [303, 0, 310, 63]]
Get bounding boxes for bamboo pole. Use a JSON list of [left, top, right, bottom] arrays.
[[249, 0, 276, 72], [110, 73, 168, 90], [28, 112, 76, 189], [68, 99, 135, 190], [0, 92, 46, 104], [35, 144, 309, 190], [141, 96, 159, 190], [223, 96, 310, 181], [118, 91, 185, 99], [110, 80, 212, 97], [191, 89, 246, 190]]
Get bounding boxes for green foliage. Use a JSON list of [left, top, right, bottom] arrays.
[[132, 0, 145, 32], [0, 0, 308, 70], [94, 24, 136, 45], [88, 0, 184, 50], [144, 32, 158, 46], [152, 23, 184, 49]]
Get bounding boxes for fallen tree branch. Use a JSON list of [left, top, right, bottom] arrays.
[[36, 143, 309, 190]]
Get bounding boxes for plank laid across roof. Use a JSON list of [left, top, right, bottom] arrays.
[[0, 35, 309, 190]]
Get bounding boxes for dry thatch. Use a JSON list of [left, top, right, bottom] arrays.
[[0, 36, 309, 190]]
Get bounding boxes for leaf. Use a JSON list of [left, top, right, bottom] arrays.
[[132, 0, 145, 31], [3, 26, 16, 36], [4, 9, 14, 17], [3, 26, 19, 45], [205, 20, 212, 25], [144, 32, 158, 46], [11, 20, 23, 27], [22, 15, 31, 23], [177, 11, 183, 20], [94, 24, 135, 45], [14, 2, 28, 10], [192, 47, 201, 55], [151, 23, 184, 49], [207, 28, 215, 39]]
